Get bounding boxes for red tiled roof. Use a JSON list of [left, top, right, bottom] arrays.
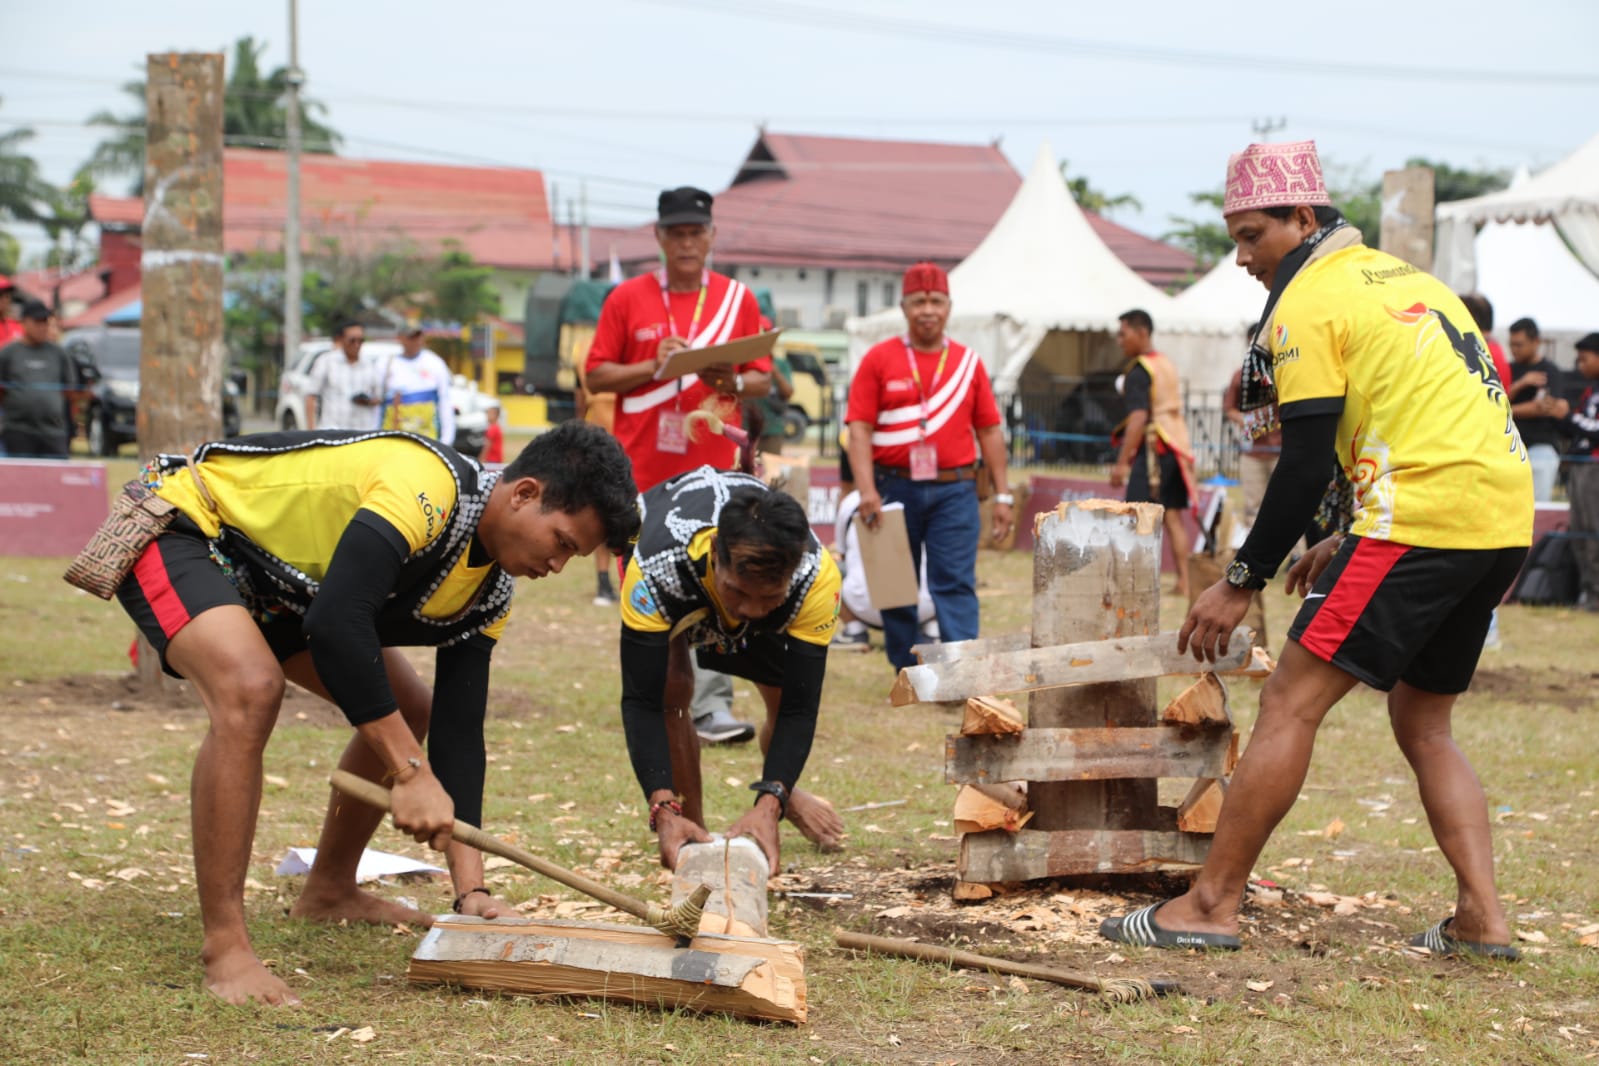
[[62, 285, 140, 328], [611, 132, 1194, 286], [91, 149, 562, 271], [12, 266, 109, 307]]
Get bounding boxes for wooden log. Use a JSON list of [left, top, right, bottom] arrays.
[[672, 837, 770, 938], [1379, 165, 1436, 271], [958, 826, 1211, 881], [891, 630, 1250, 706], [409, 916, 807, 1024], [1223, 645, 1277, 678], [946, 726, 1234, 785], [1160, 673, 1231, 728], [961, 695, 1024, 736], [912, 632, 1031, 665], [952, 784, 1032, 834], [1176, 778, 1226, 834]]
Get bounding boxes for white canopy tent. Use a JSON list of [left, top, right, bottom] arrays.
[[1474, 217, 1599, 334], [1434, 134, 1599, 291], [1171, 251, 1267, 340], [845, 142, 1234, 396]]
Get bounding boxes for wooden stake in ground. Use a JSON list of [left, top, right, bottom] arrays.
[[137, 51, 225, 691]]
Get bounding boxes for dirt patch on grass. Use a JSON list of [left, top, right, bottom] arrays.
[[7, 671, 349, 726], [1469, 666, 1599, 711]]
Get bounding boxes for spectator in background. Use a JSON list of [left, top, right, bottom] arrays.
[[0, 277, 22, 347], [1559, 333, 1599, 610], [1111, 308, 1196, 597], [380, 326, 456, 446], [752, 345, 795, 456], [1506, 317, 1568, 501], [481, 403, 504, 464], [1458, 294, 1511, 388], [575, 356, 622, 607], [305, 320, 380, 431], [0, 300, 82, 458]]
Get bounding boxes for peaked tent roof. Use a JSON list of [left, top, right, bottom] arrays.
[[90, 149, 566, 272], [1475, 217, 1599, 334], [1172, 251, 1265, 335], [1436, 133, 1599, 224]]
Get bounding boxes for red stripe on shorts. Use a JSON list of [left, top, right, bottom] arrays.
[[132, 541, 194, 639], [1298, 538, 1408, 662]]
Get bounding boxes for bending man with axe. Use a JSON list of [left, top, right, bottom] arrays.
[[618, 466, 845, 872], [99, 423, 639, 1006]]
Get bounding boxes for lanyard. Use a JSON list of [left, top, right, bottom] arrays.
[[903, 337, 949, 437], [658, 270, 709, 345]]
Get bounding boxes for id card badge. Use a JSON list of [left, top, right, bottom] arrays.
[[657, 410, 688, 454], [908, 441, 938, 481]]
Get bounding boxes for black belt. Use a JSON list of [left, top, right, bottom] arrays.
[[876, 463, 977, 483]]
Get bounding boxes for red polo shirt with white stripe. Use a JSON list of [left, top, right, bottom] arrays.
[[847, 336, 1000, 469], [585, 271, 767, 491]]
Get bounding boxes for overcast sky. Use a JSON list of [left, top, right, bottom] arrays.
[[7, 0, 1597, 261]]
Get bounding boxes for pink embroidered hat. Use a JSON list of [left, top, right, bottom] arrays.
[[1223, 140, 1333, 216]]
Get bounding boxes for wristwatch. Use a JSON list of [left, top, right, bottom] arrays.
[[1225, 558, 1268, 591], [993, 492, 1015, 506], [748, 780, 790, 816]]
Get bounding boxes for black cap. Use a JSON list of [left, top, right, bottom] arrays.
[[19, 300, 51, 321], [1576, 332, 1599, 354], [657, 186, 713, 227]]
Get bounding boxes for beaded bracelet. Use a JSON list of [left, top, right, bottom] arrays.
[[452, 886, 491, 914], [648, 798, 683, 832]]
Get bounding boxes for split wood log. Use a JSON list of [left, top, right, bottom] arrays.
[[945, 726, 1235, 785], [912, 632, 1031, 665], [961, 695, 1025, 736], [410, 916, 807, 1024], [835, 930, 1177, 1002], [891, 630, 1250, 706], [952, 784, 1032, 834], [1223, 645, 1276, 678], [1176, 778, 1226, 833], [672, 837, 770, 938], [1160, 673, 1231, 729], [958, 826, 1213, 881]]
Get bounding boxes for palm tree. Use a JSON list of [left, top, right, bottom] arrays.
[[84, 35, 342, 194], [0, 100, 56, 271]]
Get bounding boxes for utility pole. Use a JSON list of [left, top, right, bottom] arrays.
[[139, 51, 225, 689], [1251, 116, 1287, 140], [283, 0, 304, 374], [550, 184, 561, 273], [580, 180, 592, 279]]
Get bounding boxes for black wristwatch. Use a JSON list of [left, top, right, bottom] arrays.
[[1225, 558, 1268, 591], [749, 780, 790, 816]]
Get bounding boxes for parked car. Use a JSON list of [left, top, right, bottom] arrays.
[[63, 325, 243, 456], [278, 339, 497, 457]]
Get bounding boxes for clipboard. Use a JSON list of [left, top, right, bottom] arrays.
[[852, 504, 919, 611], [653, 329, 781, 382]]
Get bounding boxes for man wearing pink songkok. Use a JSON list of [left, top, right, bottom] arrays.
[[1101, 140, 1531, 961]]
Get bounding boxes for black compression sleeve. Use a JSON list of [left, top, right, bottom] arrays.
[[1233, 411, 1340, 578], [619, 627, 673, 799], [302, 512, 408, 725], [760, 638, 827, 790], [427, 636, 494, 829]]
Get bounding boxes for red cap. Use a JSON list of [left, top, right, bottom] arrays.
[[0, 275, 14, 291], [901, 261, 948, 297]]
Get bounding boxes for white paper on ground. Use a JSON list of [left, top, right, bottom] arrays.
[[274, 846, 446, 883]]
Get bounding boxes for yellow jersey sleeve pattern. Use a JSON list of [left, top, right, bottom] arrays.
[[785, 549, 841, 647], [620, 555, 671, 634], [1271, 288, 1347, 420]]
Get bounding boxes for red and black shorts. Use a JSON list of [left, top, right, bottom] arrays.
[[1288, 535, 1528, 694], [115, 520, 305, 677]]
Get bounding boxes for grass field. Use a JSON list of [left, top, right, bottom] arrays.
[[1, 460, 1596, 1064]]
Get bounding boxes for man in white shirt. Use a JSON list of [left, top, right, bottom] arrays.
[[380, 326, 456, 446], [305, 321, 380, 431]]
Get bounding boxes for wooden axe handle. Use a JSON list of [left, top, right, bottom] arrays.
[[835, 929, 1179, 997], [329, 769, 651, 923]]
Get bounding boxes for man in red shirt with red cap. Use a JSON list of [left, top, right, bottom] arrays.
[[846, 261, 1014, 670], [586, 186, 774, 745]]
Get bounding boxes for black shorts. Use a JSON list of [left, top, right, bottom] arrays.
[[115, 522, 305, 677], [696, 632, 785, 688], [1126, 447, 1189, 511], [1288, 535, 1528, 694]]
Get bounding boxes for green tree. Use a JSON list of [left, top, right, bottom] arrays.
[[1059, 159, 1143, 217], [427, 243, 501, 325], [85, 35, 341, 193], [0, 100, 56, 269], [1403, 157, 1510, 203], [39, 168, 98, 273], [1162, 190, 1233, 272]]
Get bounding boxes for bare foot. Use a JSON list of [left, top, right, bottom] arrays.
[[787, 789, 845, 851], [202, 942, 301, 1007], [289, 882, 436, 928]]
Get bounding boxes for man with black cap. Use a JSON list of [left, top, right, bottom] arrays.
[[378, 325, 455, 446], [0, 299, 82, 458], [586, 186, 774, 745]]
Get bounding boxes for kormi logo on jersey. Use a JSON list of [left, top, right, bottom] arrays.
[[416, 491, 448, 540]]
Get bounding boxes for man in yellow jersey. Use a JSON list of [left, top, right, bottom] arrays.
[[108, 424, 638, 1005], [618, 466, 845, 870], [1102, 141, 1531, 960]]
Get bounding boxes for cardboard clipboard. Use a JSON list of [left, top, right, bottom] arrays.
[[852, 504, 919, 611], [652, 329, 781, 382]]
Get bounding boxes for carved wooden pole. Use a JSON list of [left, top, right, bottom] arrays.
[[1380, 166, 1436, 271], [136, 52, 225, 690]]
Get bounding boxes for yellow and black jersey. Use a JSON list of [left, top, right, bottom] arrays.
[[1273, 246, 1533, 549]]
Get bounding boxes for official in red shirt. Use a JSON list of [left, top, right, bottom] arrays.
[[584, 186, 771, 493], [0, 277, 23, 348], [846, 261, 1013, 670]]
